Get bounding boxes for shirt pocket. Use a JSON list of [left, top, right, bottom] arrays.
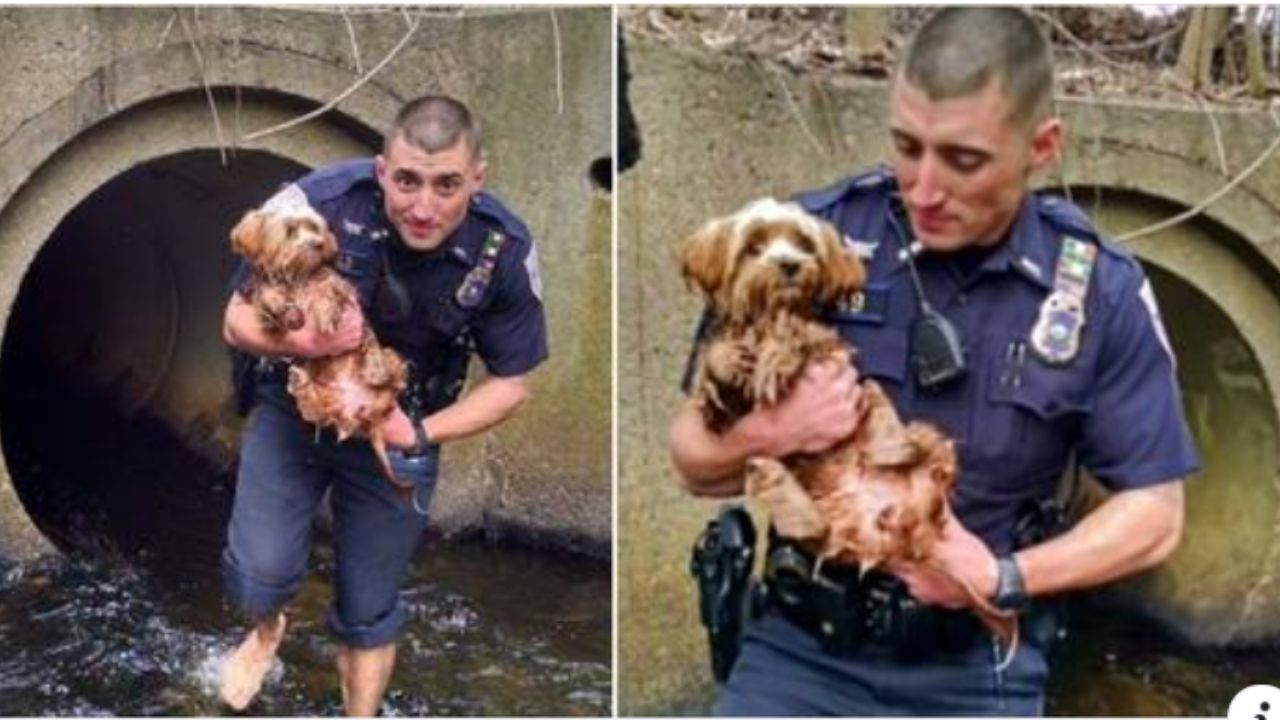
[[969, 338, 1085, 499], [419, 295, 471, 343]]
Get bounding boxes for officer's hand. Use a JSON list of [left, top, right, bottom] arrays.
[[892, 512, 999, 610], [379, 406, 418, 450], [749, 351, 862, 457], [288, 305, 365, 357]]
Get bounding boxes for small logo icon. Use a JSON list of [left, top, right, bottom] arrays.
[[1228, 685, 1280, 720]]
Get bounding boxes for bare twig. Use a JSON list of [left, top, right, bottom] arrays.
[[1193, 93, 1230, 174], [180, 9, 228, 165], [550, 9, 564, 116], [1034, 9, 1148, 76], [243, 10, 424, 142], [155, 10, 178, 51], [1116, 129, 1280, 242], [1062, 14, 1188, 54], [765, 62, 825, 158], [341, 9, 364, 75]]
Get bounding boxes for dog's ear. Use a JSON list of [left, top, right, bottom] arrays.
[[817, 222, 866, 306], [230, 210, 268, 262], [680, 217, 732, 300]]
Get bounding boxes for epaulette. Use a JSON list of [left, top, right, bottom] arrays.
[[793, 166, 894, 214], [471, 191, 533, 244], [296, 158, 377, 204], [1037, 193, 1101, 244], [1037, 192, 1136, 265]]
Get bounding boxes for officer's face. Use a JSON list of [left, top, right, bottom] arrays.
[[888, 78, 1061, 252], [375, 135, 486, 251]]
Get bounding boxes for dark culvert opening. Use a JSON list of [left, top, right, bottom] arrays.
[[0, 149, 307, 577]]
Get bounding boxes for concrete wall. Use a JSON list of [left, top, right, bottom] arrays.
[[619, 36, 1280, 713], [0, 7, 612, 559]]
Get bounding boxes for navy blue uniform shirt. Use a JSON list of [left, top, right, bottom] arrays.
[[233, 158, 548, 385], [687, 168, 1199, 552]]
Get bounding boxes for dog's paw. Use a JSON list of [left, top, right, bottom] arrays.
[[703, 339, 756, 386], [745, 457, 826, 541]]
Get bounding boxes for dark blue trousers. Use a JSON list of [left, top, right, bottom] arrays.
[[222, 398, 436, 649], [714, 610, 1053, 716]]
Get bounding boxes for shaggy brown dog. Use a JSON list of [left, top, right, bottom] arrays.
[[230, 208, 412, 497], [680, 198, 1016, 651]]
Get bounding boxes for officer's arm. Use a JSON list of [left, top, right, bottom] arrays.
[[669, 400, 775, 497], [222, 291, 362, 358], [381, 373, 531, 449], [670, 356, 864, 497], [1014, 480, 1184, 598]]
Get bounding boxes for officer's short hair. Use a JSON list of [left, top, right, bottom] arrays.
[[897, 8, 1054, 129], [387, 95, 483, 161]]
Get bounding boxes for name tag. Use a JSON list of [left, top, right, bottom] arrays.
[[826, 284, 889, 325]]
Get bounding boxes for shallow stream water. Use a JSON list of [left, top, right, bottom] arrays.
[[0, 536, 610, 716], [0, 366, 610, 716]]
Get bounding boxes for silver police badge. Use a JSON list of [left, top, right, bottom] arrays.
[[1030, 290, 1085, 364]]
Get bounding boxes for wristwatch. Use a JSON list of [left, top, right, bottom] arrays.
[[993, 554, 1030, 613], [405, 419, 433, 457]]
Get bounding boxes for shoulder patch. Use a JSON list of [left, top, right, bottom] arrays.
[[261, 183, 312, 217], [524, 242, 543, 303], [1139, 278, 1176, 369], [296, 158, 376, 205], [793, 166, 893, 214]]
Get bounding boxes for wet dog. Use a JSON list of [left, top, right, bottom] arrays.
[[230, 208, 412, 497], [680, 198, 1017, 652]]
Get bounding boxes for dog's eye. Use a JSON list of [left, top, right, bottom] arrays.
[[745, 241, 764, 257], [794, 235, 815, 254]]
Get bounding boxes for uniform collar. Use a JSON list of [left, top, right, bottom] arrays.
[[881, 191, 1054, 291], [370, 189, 480, 268], [981, 195, 1055, 291]]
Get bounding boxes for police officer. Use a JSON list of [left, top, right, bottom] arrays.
[[670, 8, 1198, 715], [219, 95, 547, 715]]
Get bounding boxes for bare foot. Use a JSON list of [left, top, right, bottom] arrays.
[[219, 613, 287, 711]]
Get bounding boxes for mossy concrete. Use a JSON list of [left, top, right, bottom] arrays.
[[0, 7, 611, 560], [620, 36, 1280, 713]]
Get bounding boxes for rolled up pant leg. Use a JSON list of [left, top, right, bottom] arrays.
[[326, 448, 435, 649], [222, 402, 330, 620]]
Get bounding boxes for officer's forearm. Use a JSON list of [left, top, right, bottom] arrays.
[[1014, 480, 1184, 598], [421, 374, 530, 445], [669, 401, 776, 498]]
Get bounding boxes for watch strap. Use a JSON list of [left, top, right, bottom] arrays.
[[993, 554, 1029, 613], [406, 419, 433, 457]]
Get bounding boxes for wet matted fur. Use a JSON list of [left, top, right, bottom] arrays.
[[680, 197, 1016, 648], [230, 208, 411, 495]]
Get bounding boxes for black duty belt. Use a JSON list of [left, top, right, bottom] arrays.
[[763, 540, 986, 659]]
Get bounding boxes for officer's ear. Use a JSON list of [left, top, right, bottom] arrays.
[[680, 217, 733, 302], [470, 158, 487, 192], [1029, 117, 1063, 174], [230, 210, 267, 263], [817, 222, 866, 307]]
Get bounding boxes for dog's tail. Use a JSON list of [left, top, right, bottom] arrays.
[[370, 431, 416, 503]]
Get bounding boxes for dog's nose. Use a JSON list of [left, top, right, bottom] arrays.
[[777, 259, 800, 278]]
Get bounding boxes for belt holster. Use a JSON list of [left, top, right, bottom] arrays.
[[690, 505, 757, 683]]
